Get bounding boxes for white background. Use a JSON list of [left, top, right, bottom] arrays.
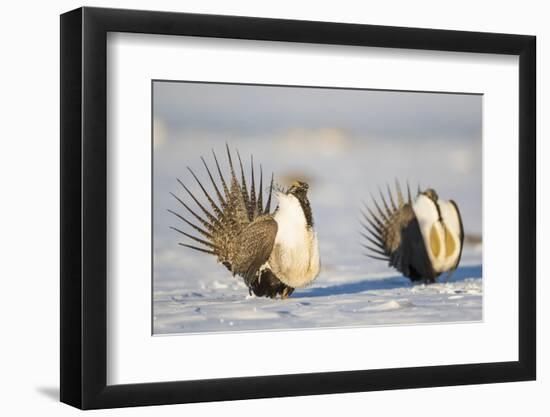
[[108, 34, 517, 384], [0, 0, 545, 416]]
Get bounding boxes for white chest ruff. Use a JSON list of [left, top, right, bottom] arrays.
[[269, 193, 320, 288], [413, 195, 462, 273]]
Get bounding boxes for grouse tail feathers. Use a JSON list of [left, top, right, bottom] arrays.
[[169, 144, 275, 270]]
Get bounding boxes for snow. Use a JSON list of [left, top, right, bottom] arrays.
[[153, 247, 482, 335]]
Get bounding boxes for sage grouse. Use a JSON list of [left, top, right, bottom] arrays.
[[361, 182, 464, 283], [169, 146, 320, 299]]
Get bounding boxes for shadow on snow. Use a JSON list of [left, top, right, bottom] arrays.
[[294, 264, 482, 299]]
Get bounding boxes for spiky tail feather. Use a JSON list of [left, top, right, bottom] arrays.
[[361, 180, 412, 261], [170, 144, 275, 262]]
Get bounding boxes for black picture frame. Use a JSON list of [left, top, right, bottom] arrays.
[[60, 6, 536, 410]]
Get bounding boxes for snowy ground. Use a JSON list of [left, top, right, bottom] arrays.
[[153, 246, 482, 335]]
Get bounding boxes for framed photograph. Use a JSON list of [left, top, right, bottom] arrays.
[[60, 6, 536, 409]]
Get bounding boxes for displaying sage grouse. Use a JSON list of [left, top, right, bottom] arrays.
[[361, 182, 464, 283], [169, 146, 320, 298]]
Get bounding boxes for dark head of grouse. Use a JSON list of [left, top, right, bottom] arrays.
[[168, 145, 320, 299], [422, 188, 439, 202], [288, 180, 308, 196], [361, 181, 464, 283]]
